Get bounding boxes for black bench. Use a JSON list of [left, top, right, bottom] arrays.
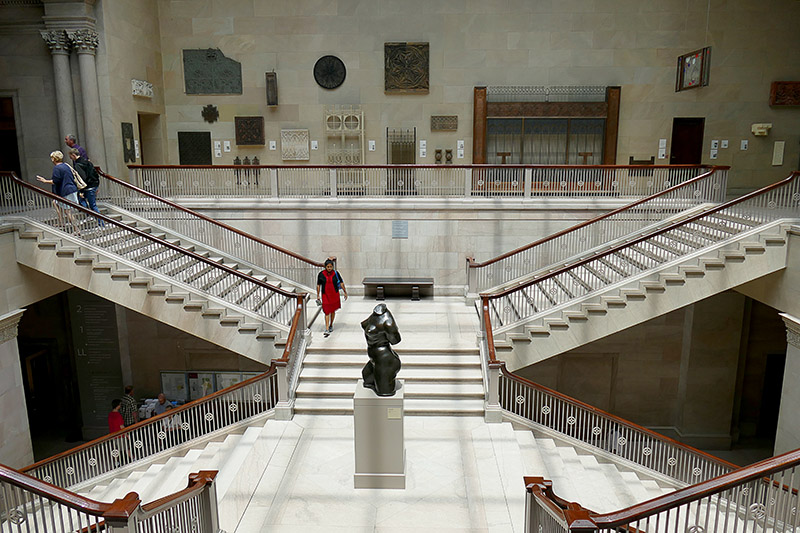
[[362, 277, 434, 301]]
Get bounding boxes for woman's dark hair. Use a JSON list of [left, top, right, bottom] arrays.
[[324, 259, 334, 266], [111, 399, 121, 409]]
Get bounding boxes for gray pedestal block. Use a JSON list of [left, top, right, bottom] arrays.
[[353, 379, 406, 489]]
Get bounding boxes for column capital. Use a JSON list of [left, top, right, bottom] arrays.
[[40, 29, 71, 55], [781, 313, 800, 349], [0, 309, 25, 345], [67, 28, 99, 54]]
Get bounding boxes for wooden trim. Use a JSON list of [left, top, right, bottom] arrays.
[[487, 101, 608, 118], [467, 167, 727, 269], [140, 470, 217, 513], [473, 87, 487, 164], [603, 86, 621, 164], [275, 295, 305, 364], [499, 365, 738, 471], [128, 163, 707, 171], [593, 449, 800, 528], [0, 463, 137, 516], [98, 169, 324, 268], [482, 171, 798, 299], [20, 364, 278, 474]]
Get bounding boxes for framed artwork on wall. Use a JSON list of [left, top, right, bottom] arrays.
[[235, 116, 265, 145], [676, 47, 711, 92]]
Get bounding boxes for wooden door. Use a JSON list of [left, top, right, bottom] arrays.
[[670, 117, 704, 164]]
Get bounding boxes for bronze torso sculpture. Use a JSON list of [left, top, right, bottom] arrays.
[[361, 304, 401, 396]]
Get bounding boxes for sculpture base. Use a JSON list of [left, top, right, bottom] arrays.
[[353, 379, 406, 489]]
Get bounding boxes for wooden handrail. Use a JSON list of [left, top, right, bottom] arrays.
[[97, 168, 323, 268], [482, 171, 800, 300], [0, 462, 139, 517], [467, 166, 728, 269], [129, 163, 715, 170], [591, 448, 800, 528], [275, 294, 305, 365], [1, 172, 302, 300], [499, 364, 738, 471], [140, 470, 217, 514], [482, 297, 499, 365]]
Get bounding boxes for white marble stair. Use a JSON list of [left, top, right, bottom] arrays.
[[294, 347, 484, 415], [513, 428, 676, 514]]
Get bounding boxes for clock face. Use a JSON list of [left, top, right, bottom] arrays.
[[314, 55, 346, 90]]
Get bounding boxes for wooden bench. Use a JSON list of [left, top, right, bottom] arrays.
[[362, 277, 434, 301]]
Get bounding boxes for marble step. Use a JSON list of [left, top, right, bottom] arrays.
[[295, 380, 485, 399], [298, 365, 482, 382], [302, 352, 481, 368], [293, 397, 485, 416]]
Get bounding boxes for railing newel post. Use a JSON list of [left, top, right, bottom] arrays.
[[329, 168, 337, 198], [524, 167, 532, 198], [270, 167, 278, 198], [465, 167, 472, 198]]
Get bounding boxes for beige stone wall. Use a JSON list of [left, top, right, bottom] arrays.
[[156, 0, 800, 191], [95, 0, 167, 177]]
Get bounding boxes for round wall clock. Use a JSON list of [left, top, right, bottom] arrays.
[[314, 55, 346, 90]]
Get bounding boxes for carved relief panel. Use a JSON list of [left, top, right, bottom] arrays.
[[234, 116, 265, 146], [183, 49, 243, 95], [280, 129, 310, 160], [384, 42, 429, 94]]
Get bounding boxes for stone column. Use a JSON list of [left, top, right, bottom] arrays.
[[40, 30, 79, 145], [0, 309, 34, 468], [68, 28, 106, 167], [775, 314, 800, 455]]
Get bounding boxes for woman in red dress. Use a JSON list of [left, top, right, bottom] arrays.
[[316, 259, 348, 337]]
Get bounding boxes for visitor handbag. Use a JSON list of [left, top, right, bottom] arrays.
[[70, 165, 88, 190]]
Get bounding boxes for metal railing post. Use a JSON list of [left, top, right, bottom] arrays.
[[270, 167, 279, 198], [524, 167, 532, 198], [329, 168, 338, 198]]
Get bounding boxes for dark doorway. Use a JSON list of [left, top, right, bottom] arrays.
[[757, 353, 786, 439], [0, 97, 21, 176], [138, 113, 164, 165], [670, 117, 704, 165]]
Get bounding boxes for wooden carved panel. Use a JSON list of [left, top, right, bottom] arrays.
[[770, 82, 800, 106], [384, 42, 429, 94], [235, 116, 265, 146], [431, 115, 458, 131], [487, 102, 608, 118], [177, 132, 212, 165]]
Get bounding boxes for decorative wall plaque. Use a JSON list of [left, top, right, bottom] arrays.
[[314, 55, 346, 90], [202, 104, 219, 123], [131, 79, 153, 98], [265, 72, 278, 105], [177, 131, 212, 165], [385, 42, 429, 94], [770, 82, 800, 106], [675, 47, 711, 92], [183, 48, 242, 95], [280, 129, 310, 160], [431, 115, 458, 131], [121, 122, 135, 163], [234, 116, 265, 145]]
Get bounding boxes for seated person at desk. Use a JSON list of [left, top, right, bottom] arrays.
[[154, 393, 174, 415]]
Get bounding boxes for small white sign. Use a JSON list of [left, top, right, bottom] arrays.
[[368, 140, 376, 151], [772, 140, 785, 166], [658, 148, 667, 159], [420, 148, 427, 158], [740, 140, 749, 150], [658, 138, 667, 148], [223, 141, 231, 152], [457, 139, 465, 150], [387, 407, 401, 420], [710, 149, 718, 159], [721, 140, 728, 149], [311, 140, 318, 150], [457, 148, 465, 159], [214, 141, 221, 150], [215, 149, 222, 158], [134, 139, 140, 159], [419, 140, 427, 148], [269, 140, 277, 150], [711, 140, 719, 150]]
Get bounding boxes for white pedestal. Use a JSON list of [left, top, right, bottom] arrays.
[[353, 379, 406, 489]]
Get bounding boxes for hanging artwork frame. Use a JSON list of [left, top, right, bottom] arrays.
[[676, 47, 711, 92]]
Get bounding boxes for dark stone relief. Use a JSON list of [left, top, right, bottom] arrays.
[[202, 104, 219, 123], [770, 81, 800, 106], [384, 42, 429, 94], [235, 116, 265, 146], [121, 122, 135, 163], [178, 131, 212, 165], [183, 48, 242, 95], [430, 115, 458, 131]]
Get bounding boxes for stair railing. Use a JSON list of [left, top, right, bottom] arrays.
[[482, 172, 800, 333], [0, 172, 303, 329], [481, 306, 737, 486], [128, 164, 711, 200], [19, 287, 308, 490], [97, 169, 323, 291], [466, 166, 729, 296], [0, 463, 220, 532], [526, 449, 800, 533]]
